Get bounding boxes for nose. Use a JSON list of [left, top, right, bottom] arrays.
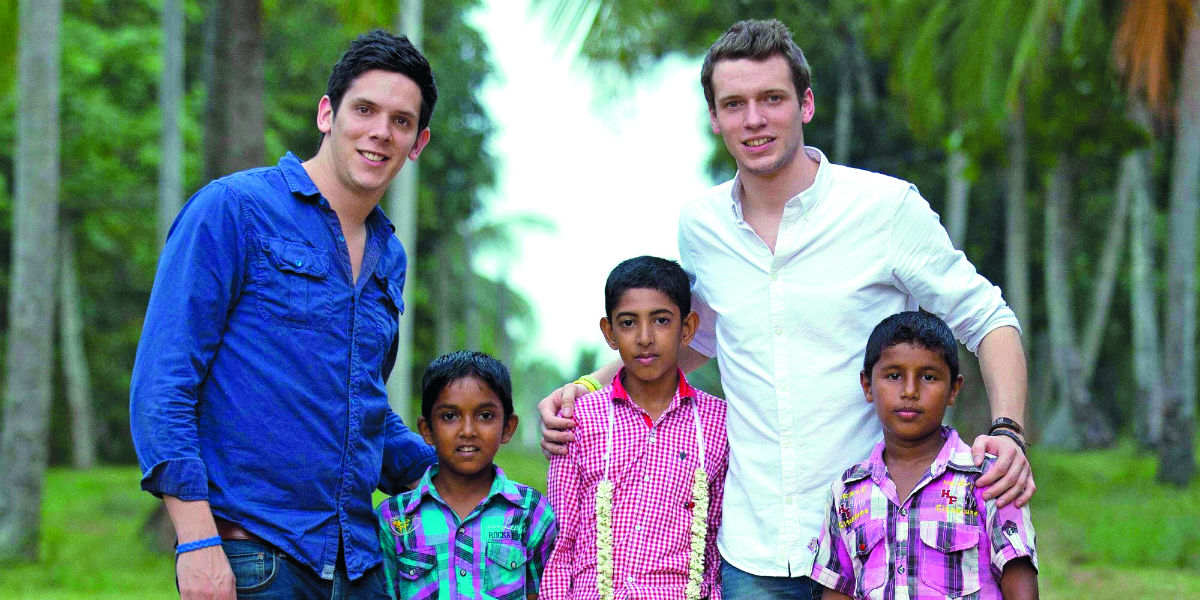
[[744, 101, 767, 128], [902, 376, 919, 400], [461, 415, 478, 437], [368, 114, 392, 142], [636, 322, 653, 346]]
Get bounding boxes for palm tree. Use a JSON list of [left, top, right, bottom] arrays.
[[0, 0, 62, 563]]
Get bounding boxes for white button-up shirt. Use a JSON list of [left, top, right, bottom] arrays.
[[678, 147, 1019, 578]]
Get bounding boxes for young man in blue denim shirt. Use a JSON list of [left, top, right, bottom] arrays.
[[131, 30, 438, 600]]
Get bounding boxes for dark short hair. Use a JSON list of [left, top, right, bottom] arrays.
[[420, 351, 513, 421], [863, 311, 960, 381], [604, 256, 691, 319], [701, 19, 812, 110], [326, 29, 438, 131]]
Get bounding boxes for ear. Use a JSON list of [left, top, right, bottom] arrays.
[[500, 414, 519, 444], [800, 87, 815, 124], [317, 95, 335, 135], [417, 416, 435, 446], [860, 370, 873, 403], [948, 374, 964, 407], [709, 108, 721, 135], [681, 311, 699, 346], [407, 127, 431, 161], [600, 317, 618, 350]]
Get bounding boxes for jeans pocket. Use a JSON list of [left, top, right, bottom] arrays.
[[224, 540, 279, 592]]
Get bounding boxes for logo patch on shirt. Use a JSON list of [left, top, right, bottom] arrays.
[[389, 515, 414, 536]]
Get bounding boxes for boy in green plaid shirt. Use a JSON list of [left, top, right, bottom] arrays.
[[376, 351, 557, 599]]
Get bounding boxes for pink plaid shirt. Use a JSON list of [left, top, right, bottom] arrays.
[[810, 427, 1037, 599], [541, 370, 728, 600]]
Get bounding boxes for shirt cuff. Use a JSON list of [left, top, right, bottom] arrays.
[[810, 563, 854, 596], [140, 457, 209, 500]]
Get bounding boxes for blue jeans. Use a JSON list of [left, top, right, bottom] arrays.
[[212, 539, 391, 600], [721, 557, 824, 600]]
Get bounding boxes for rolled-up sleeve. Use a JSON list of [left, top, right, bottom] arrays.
[[379, 413, 436, 494], [888, 186, 1020, 353], [129, 182, 247, 499]]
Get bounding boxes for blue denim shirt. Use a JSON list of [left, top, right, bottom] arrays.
[[131, 153, 436, 580]]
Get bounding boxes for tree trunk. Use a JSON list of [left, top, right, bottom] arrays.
[[386, 0, 423, 424], [1079, 156, 1131, 380], [0, 0, 62, 563], [463, 227, 481, 350], [59, 226, 95, 469], [203, 0, 264, 180], [158, 0, 185, 248], [1041, 154, 1114, 450], [945, 147, 970, 248], [435, 238, 453, 355], [1004, 106, 1030, 327], [1127, 101, 1164, 448], [832, 38, 853, 165], [1159, 5, 1200, 486]]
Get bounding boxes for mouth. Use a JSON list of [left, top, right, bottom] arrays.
[[359, 150, 389, 163], [894, 409, 923, 420], [743, 136, 774, 149], [455, 445, 480, 454], [635, 354, 657, 365]]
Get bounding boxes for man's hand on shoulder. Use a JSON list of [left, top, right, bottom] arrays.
[[176, 544, 236, 600], [971, 433, 1035, 508], [538, 382, 585, 459]]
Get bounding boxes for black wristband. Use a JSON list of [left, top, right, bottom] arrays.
[[989, 417, 1024, 436], [989, 428, 1027, 455]]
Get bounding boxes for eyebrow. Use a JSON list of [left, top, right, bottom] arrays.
[[615, 308, 676, 318]]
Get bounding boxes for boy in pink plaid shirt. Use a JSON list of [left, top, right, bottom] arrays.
[[542, 256, 729, 600], [811, 311, 1038, 599]]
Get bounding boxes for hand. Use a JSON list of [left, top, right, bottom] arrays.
[[176, 544, 235, 600], [971, 433, 1035, 508], [539, 382, 586, 458]]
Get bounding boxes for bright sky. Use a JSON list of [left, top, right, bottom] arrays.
[[471, 0, 714, 370]]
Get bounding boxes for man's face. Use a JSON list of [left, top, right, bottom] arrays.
[[708, 55, 814, 178], [316, 69, 430, 202]]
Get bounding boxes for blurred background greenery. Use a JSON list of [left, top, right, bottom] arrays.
[[0, 0, 1198, 595]]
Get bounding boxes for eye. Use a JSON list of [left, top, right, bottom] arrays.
[[766, 94, 783, 103], [884, 372, 901, 381], [478, 410, 495, 422], [619, 318, 635, 328], [356, 105, 371, 115], [654, 316, 671, 326], [393, 115, 410, 127], [921, 373, 939, 382], [439, 411, 457, 422], [723, 99, 742, 109]]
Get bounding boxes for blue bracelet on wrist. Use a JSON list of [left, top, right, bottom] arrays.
[[176, 535, 223, 555]]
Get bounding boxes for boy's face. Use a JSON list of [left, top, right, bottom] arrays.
[[861, 342, 963, 446], [600, 287, 698, 389], [418, 376, 517, 481]]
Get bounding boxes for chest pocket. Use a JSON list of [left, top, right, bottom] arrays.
[[483, 540, 529, 600], [918, 522, 981, 597], [395, 545, 438, 600], [850, 519, 886, 598], [254, 236, 333, 329]]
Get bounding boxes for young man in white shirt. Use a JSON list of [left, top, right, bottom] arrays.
[[540, 19, 1034, 599]]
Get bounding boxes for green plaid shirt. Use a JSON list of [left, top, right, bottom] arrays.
[[376, 465, 557, 600]]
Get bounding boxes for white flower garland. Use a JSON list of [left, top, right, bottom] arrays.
[[595, 392, 709, 600]]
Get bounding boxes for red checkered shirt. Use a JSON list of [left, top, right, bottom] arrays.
[[810, 427, 1037, 599], [541, 370, 728, 600]]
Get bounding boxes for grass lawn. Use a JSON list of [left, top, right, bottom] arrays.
[[1, 441, 1196, 598]]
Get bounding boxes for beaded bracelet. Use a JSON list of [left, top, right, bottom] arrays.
[[573, 375, 601, 393], [176, 535, 223, 555]]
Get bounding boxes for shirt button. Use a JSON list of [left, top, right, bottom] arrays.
[[900, 508, 907, 516], [769, 272, 778, 281], [337, 234, 345, 242], [510, 561, 517, 568], [778, 382, 788, 392], [774, 326, 783, 336], [459, 568, 467, 577], [635, 525, 643, 531], [782, 439, 791, 448], [643, 475, 651, 482], [627, 576, 635, 583], [408, 569, 416, 575], [295, 260, 303, 267], [785, 496, 793, 505], [898, 566, 905, 574]]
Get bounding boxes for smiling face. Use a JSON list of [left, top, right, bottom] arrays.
[[314, 68, 431, 204], [862, 342, 964, 450], [418, 376, 517, 482], [708, 54, 814, 180], [600, 287, 698, 393]]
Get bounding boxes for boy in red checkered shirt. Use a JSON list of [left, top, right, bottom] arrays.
[[541, 256, 729, 600]]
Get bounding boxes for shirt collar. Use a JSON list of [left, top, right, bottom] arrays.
[[844, 426, 979, 487], [404, 464, 523, 515], [728, 145, 832, 223], [276, 152, 396, 235], [608, 367, 697, 408]]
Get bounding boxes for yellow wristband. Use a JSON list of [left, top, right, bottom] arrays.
[[573, 375, 601, 393]]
